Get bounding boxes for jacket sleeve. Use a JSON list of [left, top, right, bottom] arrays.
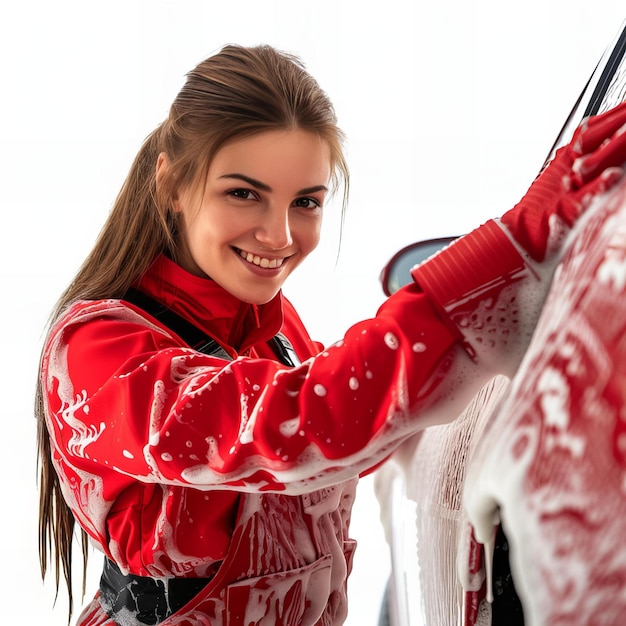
[[42, 287, 492, 497]]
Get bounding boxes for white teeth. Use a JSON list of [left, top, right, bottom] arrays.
[[239, 249, 284, 269]]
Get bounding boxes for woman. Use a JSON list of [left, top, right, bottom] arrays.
[[36, 44, 626, 626]]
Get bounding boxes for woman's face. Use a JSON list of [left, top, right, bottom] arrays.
[[169, 129, 331, 304]]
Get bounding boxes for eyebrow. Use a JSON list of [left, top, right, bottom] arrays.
[[219, 173, 328, 196]]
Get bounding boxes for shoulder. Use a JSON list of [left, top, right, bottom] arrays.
[[41, 300, 190, 392], [43, 299, 185, 384], [49, 298, 177, 342]]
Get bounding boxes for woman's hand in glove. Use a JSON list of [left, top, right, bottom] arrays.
[[500, 100, 626, 262], [410, 102, 626, 374]]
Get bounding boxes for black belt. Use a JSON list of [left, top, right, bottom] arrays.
[[99, 558, 213, 625]]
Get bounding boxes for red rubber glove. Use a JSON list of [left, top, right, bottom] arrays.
[[501, 100, 626, 261], [411, 102, 626, 371]]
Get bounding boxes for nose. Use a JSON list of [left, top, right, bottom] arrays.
[[254, 205, 293, 250]]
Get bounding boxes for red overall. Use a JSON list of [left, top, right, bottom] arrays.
[[78, 483, 357, 626], [40, 253, 497, 625]]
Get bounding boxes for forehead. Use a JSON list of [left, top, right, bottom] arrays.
[[210, 129, 332, 184]]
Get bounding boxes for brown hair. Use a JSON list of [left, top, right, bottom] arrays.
[[35, 43, 349, 617]]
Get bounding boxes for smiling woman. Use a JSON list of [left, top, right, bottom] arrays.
[[34, 42, 626, 626], [163, 129, 331, 304]]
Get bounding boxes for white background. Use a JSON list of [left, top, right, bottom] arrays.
[[1, 1, 624, 623]]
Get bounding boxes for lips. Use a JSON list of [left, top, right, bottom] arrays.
[[236, 248, 286, 269]]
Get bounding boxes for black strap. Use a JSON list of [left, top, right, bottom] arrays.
[[268, 332, 300, 367], [123, 288, 300, 366], [124, 287, 230, 358]]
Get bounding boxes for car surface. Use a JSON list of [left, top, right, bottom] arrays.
[[376, 18, 626, 626]]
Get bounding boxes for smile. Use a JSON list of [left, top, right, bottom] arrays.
[[237, 249, 286, 269]]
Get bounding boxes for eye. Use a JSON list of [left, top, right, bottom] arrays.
[[294, 197, 321, 210], [228, 188, 257, 200]]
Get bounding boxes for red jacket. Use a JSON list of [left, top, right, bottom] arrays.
[[42, 254, 462, 624]]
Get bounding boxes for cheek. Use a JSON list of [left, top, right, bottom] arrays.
[[306, 230, 321, 255], [298, 219, 322, 255], [186, 212, 225, 250]]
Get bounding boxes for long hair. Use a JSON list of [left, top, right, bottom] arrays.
[[35, 44, 349, 618]]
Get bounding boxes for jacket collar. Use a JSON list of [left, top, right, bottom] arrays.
[[136, 255, 284, 355]]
